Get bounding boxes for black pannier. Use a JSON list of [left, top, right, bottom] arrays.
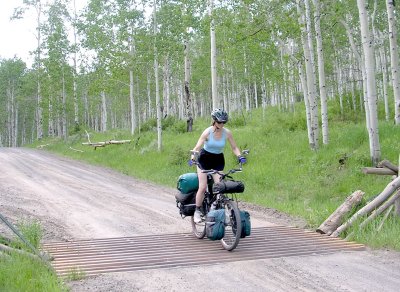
[[212, 180, 244, 194], [175, 191, 196, 217]]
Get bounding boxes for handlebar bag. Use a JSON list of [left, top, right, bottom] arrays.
[[212, 180, 244, 194], [177, 173, 199, 194], [205, 209, 225, 240]]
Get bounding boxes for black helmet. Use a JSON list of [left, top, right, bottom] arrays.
[[211, 108, 228, 123]]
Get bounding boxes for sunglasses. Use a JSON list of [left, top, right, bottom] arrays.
[[216, 121, 226, 124]]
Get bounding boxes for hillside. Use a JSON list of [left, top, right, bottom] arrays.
[[35, 105, 400, 250]]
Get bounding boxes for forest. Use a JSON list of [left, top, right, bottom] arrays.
[[0, 0, 399, 166]]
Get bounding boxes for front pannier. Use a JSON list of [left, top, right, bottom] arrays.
[[239, 210, 251, 238], [177, 173, 199, 194], [205, 209, 225, 240], [212, 180, 244, 194]]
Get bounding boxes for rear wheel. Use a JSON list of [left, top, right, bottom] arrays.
[[191, 216, 206, 239], [220, 200, 242, 251]]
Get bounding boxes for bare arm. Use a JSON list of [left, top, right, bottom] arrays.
[[226, 129, 241, 157], [191, 127, 210, 159]]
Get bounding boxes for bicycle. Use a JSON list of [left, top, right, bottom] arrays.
[[187, 150, 249, 251]]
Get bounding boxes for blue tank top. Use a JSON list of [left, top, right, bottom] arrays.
[[204, 128, 226, 154]]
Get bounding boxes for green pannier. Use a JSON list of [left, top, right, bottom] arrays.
[[177, 173, 199, 194], [206, 209, 225, 240], [239, 210, 251, 238]]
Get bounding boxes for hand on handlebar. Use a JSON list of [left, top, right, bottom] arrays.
[[238, 155, 247, 164], [188, 159, 196, 167]]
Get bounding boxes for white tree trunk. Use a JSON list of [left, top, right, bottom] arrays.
[[184, 33, 193, 132], [62, 71, 67, 139], [312, 0, 329, 144], [129, 36, 136, 135], [163, 57, 170, 116], [129, 69, 136, 134], [298, 0, 318, 150], [386, 0, 400, 124], [357, 0, 381, 165], [153, 0, 162, 151], [209, 0, 218, 109], [72, 0, 79, 129], [379, 44, 389, 122], [101, 91, 107, 132], [147, 71, 152, 121]]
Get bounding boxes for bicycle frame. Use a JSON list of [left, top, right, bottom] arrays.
[[189, 149, 249, 251]]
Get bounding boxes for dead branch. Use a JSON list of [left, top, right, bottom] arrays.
[[362, 167, 396, 175], [331, 176, 400, 237], [69, 147, 84, 153], [82, 139, 131, 148], [37, 144, 50, 149], [82, 130, 131, 149], [316, 190, 365, 235]]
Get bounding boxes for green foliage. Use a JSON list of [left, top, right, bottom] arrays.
[[0, 221, 67, 292], [0, 253, 67, 292], [17, 220, 42, 250]]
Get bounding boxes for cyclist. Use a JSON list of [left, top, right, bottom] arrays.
[[190, 108, 246, 223]]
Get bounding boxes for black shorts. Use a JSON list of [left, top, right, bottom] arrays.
[[198, 149, 225, 171]]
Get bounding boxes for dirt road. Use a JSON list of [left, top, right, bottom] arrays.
[[1, 148, 400, 291]]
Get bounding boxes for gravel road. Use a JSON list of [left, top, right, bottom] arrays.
[[1, 148, 400, 292]]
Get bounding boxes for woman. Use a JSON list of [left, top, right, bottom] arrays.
[[191, 108, 246, 223]]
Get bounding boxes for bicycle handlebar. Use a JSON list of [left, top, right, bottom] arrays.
[[189, 149, 249, 179]]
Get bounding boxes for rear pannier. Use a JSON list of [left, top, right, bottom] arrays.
[[212, 180, 244, 194], [175, 191, 196, 217]]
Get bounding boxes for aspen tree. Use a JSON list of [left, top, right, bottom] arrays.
[[357, 0, 381, 164], [386, 0, 400, 124]]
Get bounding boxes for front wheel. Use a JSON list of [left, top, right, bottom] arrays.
[[220, 200, 242, 251], [191, 215, 206, 239]]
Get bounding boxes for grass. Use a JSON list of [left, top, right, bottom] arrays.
[[0, 221, 68, 292]]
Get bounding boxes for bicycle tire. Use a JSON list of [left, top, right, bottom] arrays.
[[191, 216, 206, 239], [220, 200, 242, 251]]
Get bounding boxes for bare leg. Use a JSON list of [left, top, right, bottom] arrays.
[[195, 167, 207, 207]]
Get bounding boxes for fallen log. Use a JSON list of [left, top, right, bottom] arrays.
[[362, 167, 396, 175], [316, 190, 365, 235], [395, 199, 400, 217], [345, 190, 400, 240], [377, 205, 394, 232], [82, 139, 131, 149], [331, 176, 400, 237], [377, 159, 399, 174]]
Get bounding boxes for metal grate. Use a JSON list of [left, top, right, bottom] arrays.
[[42, 225, 365, 276]]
